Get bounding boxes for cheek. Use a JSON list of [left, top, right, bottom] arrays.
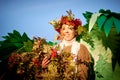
[[71, 33, 75, 38], [71, 31, 76, 36], [60, 30, 64, 36], [68, 31, 76, 39]]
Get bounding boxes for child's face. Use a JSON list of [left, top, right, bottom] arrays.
[[60, 24, 76, 41]]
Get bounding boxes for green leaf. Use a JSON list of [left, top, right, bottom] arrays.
[[8, 32, 14, 38], [23, 40, 33, 52], [82, 11, 93, 23], [13, 30, 21, 38], [104, 17, 113, 37], [16, 40, 33, 52], [113, 17, 120, 33], [97, 15, 107, 29], [107, 27, 120, 70], [4, 30, 22, 43], [47, 41, 57, 46], [99, 9, 111, 14], [99, 9, 105, 13], [22, 32, 30, 42], [95, 53, 120, 80], [0, 30, 32, 60], [89, 13, 102, 32], [9, 38, 21, 43], [2, 36, 9, 40], [14, 43, 23, 48]]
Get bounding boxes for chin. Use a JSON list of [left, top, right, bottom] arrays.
[[64, 38, 72, 41]]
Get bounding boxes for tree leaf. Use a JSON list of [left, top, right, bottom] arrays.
[[89, 13, 102, 32], [82, 11, 93, 23], [22, 32, 31, 42], [13, 30, 21, 38], [47, 41, 57, 46], [97, 15, 107, 29], [23, 40, 33, 52], [2, 35, 9, 40], [113, 17, 120, 33], [103, 17, 113, 37], [8, 33, 14, 38]]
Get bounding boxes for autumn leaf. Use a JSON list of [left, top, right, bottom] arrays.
[[50, 48, 57, 59]]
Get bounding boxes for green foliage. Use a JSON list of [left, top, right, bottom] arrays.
[[95, 54, 111, 80], [83, 9, 120, 36], [95, 54, 120, 80], [47, 41, 57, 46], [83, 9, 120, 71], [107, 28, 120, 71], [76, 25, 94, 48], [0, 30, 33, 60], [17, 40, 33, 53], [90, 33, 120, 80], [90, 26, 120, 71], [76, 32, 94, 48], [83, 11, 93, 24]]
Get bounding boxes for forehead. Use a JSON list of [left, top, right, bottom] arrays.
[[61, 24, 74, 28]]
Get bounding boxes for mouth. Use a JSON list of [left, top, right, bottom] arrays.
[[64, 34, 70, 37]]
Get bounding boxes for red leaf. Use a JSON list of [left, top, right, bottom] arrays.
[[50, 48, 57, 59]]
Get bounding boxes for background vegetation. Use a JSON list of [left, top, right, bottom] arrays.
[[0, 9, 120, 80]]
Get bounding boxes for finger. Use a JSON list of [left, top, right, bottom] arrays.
[[45, 60, 50, 64], [43, 56, 48, 61], [43, 59, 50, 66], [42, 57, 48, 65], [42, 60, 50, 68], [43, 58, 49, 64], [42, 57, 50, 68]]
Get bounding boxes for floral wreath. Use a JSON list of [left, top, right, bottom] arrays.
[[49, 10, 87, 41], [49, 10, 82, 33]]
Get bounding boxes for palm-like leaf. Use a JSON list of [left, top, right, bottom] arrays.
[[83, 9, 120, 71]]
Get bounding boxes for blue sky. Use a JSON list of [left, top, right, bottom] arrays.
[[0, 0, 120, 41]]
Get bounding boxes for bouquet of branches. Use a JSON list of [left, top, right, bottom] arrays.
[[8, 37, 78, 80]]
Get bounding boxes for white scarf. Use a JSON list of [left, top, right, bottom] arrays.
[[59, 38, 80, 56], [58, 38, 80, 73]]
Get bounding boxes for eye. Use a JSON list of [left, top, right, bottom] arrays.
[[68, 27, 74, 30], [61, 27, 65, 30]]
